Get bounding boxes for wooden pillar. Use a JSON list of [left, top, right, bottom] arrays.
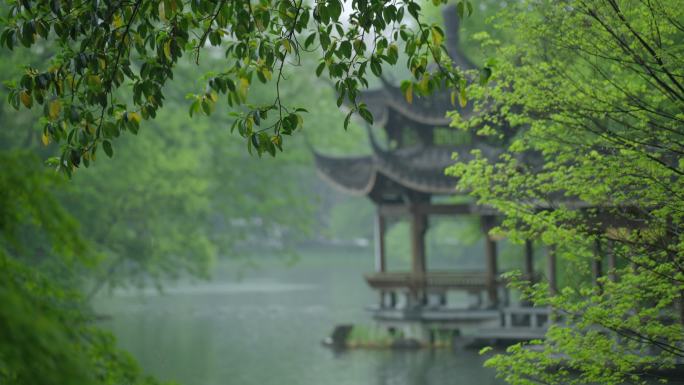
[[592, 239, 603, 286], [408, 207, 428, 306], [410, 208, 427, 275], [547, 245, 557, 296], [607, 239, 617, 282], [524, 240, 534, 282], [374, 211, 386, 273], [482, 216, 498, 306], [485, 237, 498, 305]]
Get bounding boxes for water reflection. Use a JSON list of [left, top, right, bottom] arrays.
[[96, 249, 504, 385]]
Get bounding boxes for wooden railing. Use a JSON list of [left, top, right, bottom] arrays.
[[364, 271, 492, 291]]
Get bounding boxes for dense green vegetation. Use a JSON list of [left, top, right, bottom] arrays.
[[1, 0, 683, 385]]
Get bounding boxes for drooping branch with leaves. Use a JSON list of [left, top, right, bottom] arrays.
[[1, 0, 478, 173]]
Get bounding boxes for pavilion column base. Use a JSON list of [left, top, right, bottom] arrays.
[[379, 291, 397, 309], [401, 322, 431, 343]]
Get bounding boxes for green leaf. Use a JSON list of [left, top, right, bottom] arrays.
[[336, 87, 346, 107], [189, 99, 200, 117], [319, 4, 330, 24], [407, 2, 421, 19], [370, 57, 382, 77], [479, 67, 493, 85], [315, 62, 326, 77], [329, 0, 342, 21], [456, 1, 464, 18], [358, 106, 373, 125], [339, 40, 352, 59], [201, 100, 211, 115], [304, 32, 316, 48], [343, 110, 353, 130], [102, 140, 113, 158], [319, 31, 331, 49]]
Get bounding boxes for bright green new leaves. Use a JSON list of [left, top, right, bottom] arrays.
[[446, 1, 684, 384], [1, 0, 470, 174]]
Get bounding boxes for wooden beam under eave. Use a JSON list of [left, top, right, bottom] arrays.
[[378, 203, 490, 217]]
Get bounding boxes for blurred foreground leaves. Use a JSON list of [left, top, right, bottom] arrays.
[[0, 152, 169, 385]]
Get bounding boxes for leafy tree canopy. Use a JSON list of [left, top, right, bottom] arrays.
[[447, 1, 684, 384]]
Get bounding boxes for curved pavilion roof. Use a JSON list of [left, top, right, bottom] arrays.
[[358, 84, 473, 128], [313, 141, 503, 197]]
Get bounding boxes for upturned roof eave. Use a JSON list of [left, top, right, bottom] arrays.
[[313, 149, 460, 196]]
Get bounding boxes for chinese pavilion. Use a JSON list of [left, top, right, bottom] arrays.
[[314, 7, 548, 339]]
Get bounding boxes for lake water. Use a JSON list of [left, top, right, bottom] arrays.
[[95, 247, 504, 385]]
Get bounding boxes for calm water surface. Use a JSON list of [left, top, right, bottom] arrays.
[[96, 248, 504, 385]]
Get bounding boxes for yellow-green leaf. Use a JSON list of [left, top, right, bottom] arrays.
[[128, 111, 142, 124], [459, 86, 467, 108], [87, 74, 101, 88], [238, 77, 250, 101], [20, 90, 32, 108], [431, 26, 444, 47], [166, 0, 176, 14], [158, 2, 166, 21], [404, 83, 413, 104], [163, 41, 172, 60], [418, 74, 430, 94], [48, 99, 61, 120], [113, 13, 123, 28]]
